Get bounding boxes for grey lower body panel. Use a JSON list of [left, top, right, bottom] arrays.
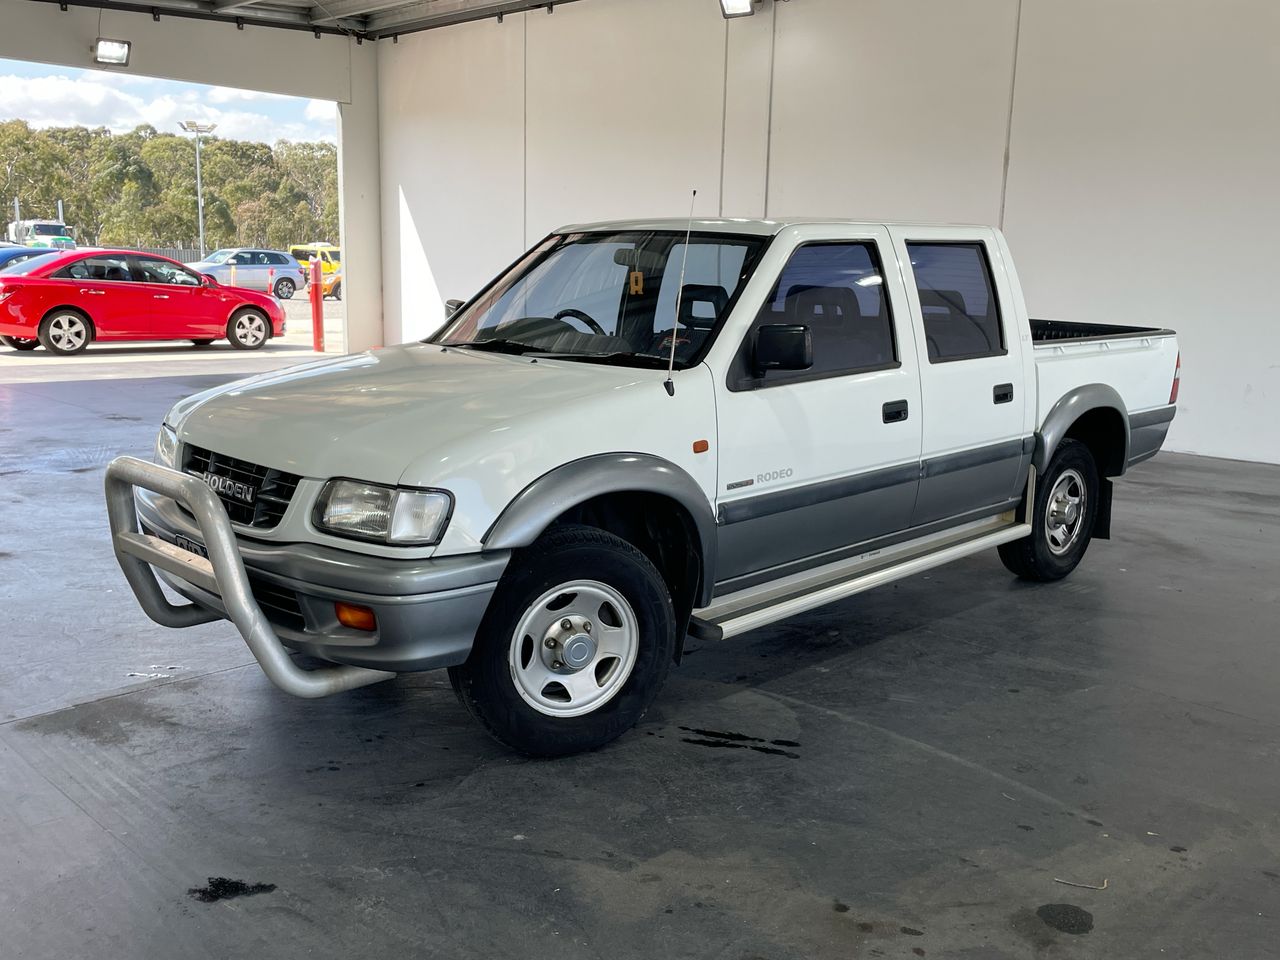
[[136, 488, 507, 673], [911, 437, 1033, 527], [1126, 405, 1177, 469]]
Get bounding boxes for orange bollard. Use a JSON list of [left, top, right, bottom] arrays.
[[309, 258, 324, 353], [267, 267, 275, 294]]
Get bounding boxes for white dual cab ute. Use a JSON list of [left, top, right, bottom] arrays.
[[106, 218, 1180, 755]]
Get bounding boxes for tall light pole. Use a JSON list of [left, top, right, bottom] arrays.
[[178, 121, 216, 257]]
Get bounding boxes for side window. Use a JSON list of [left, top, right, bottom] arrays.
[[268, 253, 289, 266], [750, 242, 897, 382], [231, 251, 255, 265], [906, 242, 1005, 362], [56, 255, 133, 282], [135, 257, 200, 285]]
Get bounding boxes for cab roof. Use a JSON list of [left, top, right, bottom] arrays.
[[553, 217, 991, 236]]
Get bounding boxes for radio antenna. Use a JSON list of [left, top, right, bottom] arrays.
[[664, 189, 697, 397]]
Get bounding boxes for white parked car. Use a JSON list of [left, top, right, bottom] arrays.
[[107, 219, 1180, 756]]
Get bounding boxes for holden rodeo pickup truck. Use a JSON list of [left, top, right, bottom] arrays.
[[106, 219, 1180, 756]]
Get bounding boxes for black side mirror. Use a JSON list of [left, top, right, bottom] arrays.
[[754, 324, 812, 373], [445, 298, 465, 317]]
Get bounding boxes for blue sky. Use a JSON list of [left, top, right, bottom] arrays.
[[0, 58, 336, 144]]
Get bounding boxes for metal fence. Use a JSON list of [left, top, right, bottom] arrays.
[[134, 246, 203, 263]]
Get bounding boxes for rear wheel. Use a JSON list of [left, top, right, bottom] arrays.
[[331, 282, 342, 301], [227, 309, 269, 350], [998, 439, 1099, 581], [274, 277, 296, 300], [37, 310, 92, 355], [1, 335, 39, 351], [449, 525, 676, 757]]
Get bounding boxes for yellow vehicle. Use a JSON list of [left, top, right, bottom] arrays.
[[288, 243, 341, 276], [320, 270, 342, 301]]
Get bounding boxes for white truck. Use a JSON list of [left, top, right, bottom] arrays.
[[106, 219, 1180, 756]]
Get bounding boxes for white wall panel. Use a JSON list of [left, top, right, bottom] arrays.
[[765, 0, 1018, 224], [377, 14, 525, 342], [524, 0, 728, 243], [1003, 0, 1280, 462]]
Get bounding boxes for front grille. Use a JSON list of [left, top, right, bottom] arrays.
[[247, 575, 306, 632], [183, 445, 301, 529]]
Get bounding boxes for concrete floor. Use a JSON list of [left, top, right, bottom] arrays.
[[1, 355, 1278, 959]]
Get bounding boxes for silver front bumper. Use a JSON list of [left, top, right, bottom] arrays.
[[105, 455, 396, 698]]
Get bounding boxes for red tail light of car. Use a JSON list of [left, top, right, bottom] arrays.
[[1169, 351, 1181, 404]]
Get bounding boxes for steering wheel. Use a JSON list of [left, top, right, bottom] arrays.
[[553, 308, 607, 336]]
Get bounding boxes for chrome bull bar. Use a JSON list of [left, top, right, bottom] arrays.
[[104, 456, 396, 698]]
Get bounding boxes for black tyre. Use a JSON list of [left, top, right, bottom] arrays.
[[331, 282, 342, 301], [1, 335, 39, 351], [449, 524, 676, 757], [999, 439, 1099, 581], [227, 309, 269, 350], [190, 339, 215, 347], [37, 309, 93, 355], [274, 277, 296, 300]]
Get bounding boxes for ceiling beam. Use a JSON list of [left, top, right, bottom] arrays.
[[367, 0, 582, 37], [308, 0, 405, 24]]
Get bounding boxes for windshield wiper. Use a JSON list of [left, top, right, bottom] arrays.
[[530, 351, 674, 369], [450, 338, 543, 355]]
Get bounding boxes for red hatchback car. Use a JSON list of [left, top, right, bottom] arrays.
[[0, 250, 285, 355]]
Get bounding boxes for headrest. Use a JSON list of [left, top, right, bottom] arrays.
[[679, 284, 729, 328], [918, 289, 968, 314], [785, 284, 862, 324]]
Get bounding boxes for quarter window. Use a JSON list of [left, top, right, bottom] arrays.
[[750, 242, 897, 382], [906, 242, 1005, 362]]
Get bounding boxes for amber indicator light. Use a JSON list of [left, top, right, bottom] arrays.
[[693, 440, 710, 454], [335, 602, 377, 632]]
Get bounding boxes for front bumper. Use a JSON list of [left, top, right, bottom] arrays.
[[106, 457, 507, 696]]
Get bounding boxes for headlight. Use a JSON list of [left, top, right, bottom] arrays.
[[315, 480, 452, 546], [154, 424, 179, 468]]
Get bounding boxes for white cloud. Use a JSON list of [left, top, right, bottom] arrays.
[[0, 72, 336, 144]]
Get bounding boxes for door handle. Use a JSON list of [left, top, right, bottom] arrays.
[[79, 288, 106, 295], [993, 383, 1014, 404], [153, 295, 169, 300], [882, 399, 909, 423]]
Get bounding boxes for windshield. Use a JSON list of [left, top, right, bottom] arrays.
[[32, 223, 67, 237], [0, 253, 57, 275], [204, 249, 233, 264], [434, 231, 765, 367]]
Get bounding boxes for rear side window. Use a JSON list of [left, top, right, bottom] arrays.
[[749, 242, 897, 382], [268, 253, 290, 265], [906, 242, 1004, 362], [56, 255, 133, 282]]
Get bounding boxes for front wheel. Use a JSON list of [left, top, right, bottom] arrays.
[[999, 439, 1099, 581], [330, 282, 342, 301], [227, 309, 269, 350], [449, 525, 676, 757], [1, 335, 39, 351]]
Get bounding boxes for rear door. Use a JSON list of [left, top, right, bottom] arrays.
[[54, 254, 141, 336], [889, 227, 1034, 526], [714, 226, 923, 587]]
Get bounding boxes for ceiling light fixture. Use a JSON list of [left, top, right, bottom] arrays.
[[93, 38, 131, 66], [720, 0, 755, 18]]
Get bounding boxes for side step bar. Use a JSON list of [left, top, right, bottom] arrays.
[[696, 514, 1032, 640], [105, 456, 395, 699]]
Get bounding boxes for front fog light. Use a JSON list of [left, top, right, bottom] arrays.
[[154, 424, 179, 468], [317, 480, 451, 545]]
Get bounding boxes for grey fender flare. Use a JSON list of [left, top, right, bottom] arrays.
[[483, 453, 718, 606], [1034, 383, 1130, 475]]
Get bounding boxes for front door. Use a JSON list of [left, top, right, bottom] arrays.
[[889, 227, 1033, 527], [714, 227, 923, 588], [130, 256, 206, 337]]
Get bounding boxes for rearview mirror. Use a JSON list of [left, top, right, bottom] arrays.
[[445, 298, 465, 317], [754, 324, 812, 373]]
